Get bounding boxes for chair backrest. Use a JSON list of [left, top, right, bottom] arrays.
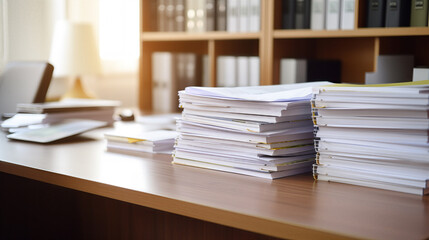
[[0, 61, 53, 115]]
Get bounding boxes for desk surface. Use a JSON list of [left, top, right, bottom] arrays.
[[0, 128, 428, 240]]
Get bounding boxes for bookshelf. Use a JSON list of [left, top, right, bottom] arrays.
[[139, 0, 429, 111]]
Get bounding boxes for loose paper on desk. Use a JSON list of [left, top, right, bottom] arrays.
[[185, 81, 332, 101]]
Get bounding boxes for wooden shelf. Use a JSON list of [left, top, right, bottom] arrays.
[[141, 32, 262, 41], [273, 27, 429, 39]]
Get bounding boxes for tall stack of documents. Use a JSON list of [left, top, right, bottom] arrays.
[[173, 82, 330, 179], [312, 81, 429, 195]]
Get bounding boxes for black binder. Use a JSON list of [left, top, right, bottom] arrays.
[[295, 0, 311, 29], [385, 0, 411, 27], [282, 0, 296, 29], [367, 0, 386, 27]]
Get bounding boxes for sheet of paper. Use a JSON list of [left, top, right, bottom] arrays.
[[184, 81, 332, 102], [7, 119, 107, 143]]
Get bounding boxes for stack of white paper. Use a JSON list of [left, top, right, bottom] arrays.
[[312, 81, 429, 195], [105, 129, 178, 155], [173, 82, 331, 179]]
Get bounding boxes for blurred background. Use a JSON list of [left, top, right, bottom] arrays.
[[0, 0, 140, 108]]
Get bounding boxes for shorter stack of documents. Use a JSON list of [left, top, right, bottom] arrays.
[[173, 82, 330, 179], [1, 99, 120, 131], [105, 129, 178, 155], [312, 81, 429, 195]]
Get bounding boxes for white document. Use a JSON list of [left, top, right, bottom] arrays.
[[173, 157, 312, 179], [7, 119, 107, 143]]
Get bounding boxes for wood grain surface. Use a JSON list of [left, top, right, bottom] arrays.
[[0, 129, 428, 239]]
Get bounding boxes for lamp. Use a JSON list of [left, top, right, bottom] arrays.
[[49, 21, 101, 99]]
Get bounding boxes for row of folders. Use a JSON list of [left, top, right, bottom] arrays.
[[281, 0, 429, 30], [153, 0, 260, 32]]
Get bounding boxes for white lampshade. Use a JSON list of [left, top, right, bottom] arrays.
[[49, 21, 101, 77]]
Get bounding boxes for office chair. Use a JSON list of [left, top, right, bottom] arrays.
[[0, 61, 53, 117]]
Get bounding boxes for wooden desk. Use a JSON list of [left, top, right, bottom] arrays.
[[0, 129, 428, 239]]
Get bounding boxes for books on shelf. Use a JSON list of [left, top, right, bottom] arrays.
[[282, 0, 296, 29], [105, 129, 178, 155], [325, 0, 340, 30], [173, 81, 332, 179], [152, 52, 202, 113], [227, 0, 260, 32], [366, 0, 423, 28], [153, 0, 260, 32], [385, 0, 411, 27], [340, 0, 355, 29], [311, 0, 326, 30], [295, 0, 311, 29], [280, 59, 341, 84], [284, 0, 356, 30], [366, 0, 387, 27], [410, 0, 428, 27], [217, 56, 260, 87], [312, 80, 429, 195]]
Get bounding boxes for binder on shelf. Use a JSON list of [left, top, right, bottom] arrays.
[[280, 59, 307, 84], [237, 56, 249, 86], [282, 0, 296, 29], [152, 52, 201, 113], [326, 0, 341, 30], [295, 0, 311, 29], [195, 0, 207, 32], [410, 0, 429, 27], [202, 55, 210, 87], [175, 0, 186, 31], [239, 0, 249, 32], [249, 0, 261, 32], [206, 0, 216, 31], [385, 0, 411, 27], [157, 0, 167, 31], [216, 0, 227, 31], [367, 0, 386, 27], [413, 67, 429, 81], [186, 0, 197, 32], [248, 56, 260, 86], [227, 0, 240, 32], [311, 0, 326, 30], [152, 52, 177, 113], [165, 0, 176, 31], [280, 59, 342, 84], [340, 0, 356, 29]]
